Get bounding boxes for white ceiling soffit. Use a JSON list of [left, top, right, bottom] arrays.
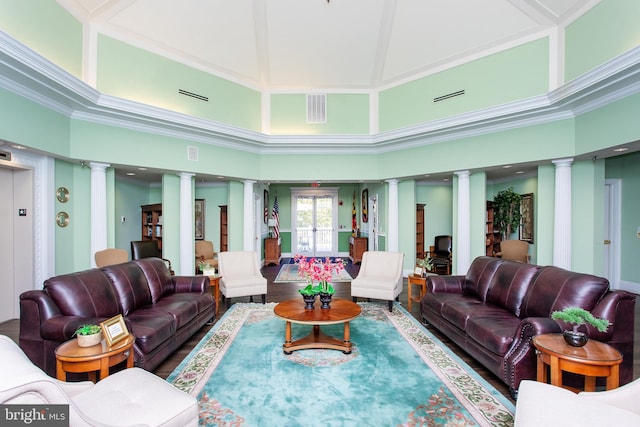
[[59, 0, 599, 91]]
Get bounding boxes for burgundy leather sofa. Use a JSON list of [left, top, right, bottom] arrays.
[[421, 256, 635, 397], [19, 258, 215, 377]]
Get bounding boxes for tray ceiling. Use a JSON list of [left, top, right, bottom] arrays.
[[59, 0, 598, 91]]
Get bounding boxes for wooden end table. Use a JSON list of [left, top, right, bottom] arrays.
[[532, 333, 623, 392], [206, 274, 221, 315], [274, 298, 362, 354], [55, 334, 135, 382]]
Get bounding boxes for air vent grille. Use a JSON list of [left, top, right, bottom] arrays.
[[434, 90, 465, 103], [187, 146, 199, 162], [179, 89, 208, 102], [0, 150, 11, 161], [307, 94, 326, 123]]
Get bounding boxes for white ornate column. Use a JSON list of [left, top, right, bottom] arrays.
[[243, 180, 256, 251], [455, 170, 471, 273], [90, 162, 110, 267], [552, 158, 573, 269], [179, 173, 195, 275], [386, 179, 399, 252]]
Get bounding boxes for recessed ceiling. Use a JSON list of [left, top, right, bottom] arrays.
[[60, 0, 598, 90]]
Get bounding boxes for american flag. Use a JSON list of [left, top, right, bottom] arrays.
[[272, 195, 280, 239]]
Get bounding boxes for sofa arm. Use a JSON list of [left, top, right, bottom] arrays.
[[426, 275, 464, 294], [41, 316, 106, 342], [173, 275, 209, 293], [588, 289, 636, 342]]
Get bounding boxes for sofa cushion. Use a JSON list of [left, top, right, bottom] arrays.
[[461, 257, 503, 301], [135, 258, 175, 304], [44, 270, 120, 318], [520, 266, 610, 318], [485, 262, 541, 317], [102, 263, 152, 316], [440, 298, 484, 330], [466, 309, 522, 355], [125, 310, 176, 354], [152, 294, 205, 329]]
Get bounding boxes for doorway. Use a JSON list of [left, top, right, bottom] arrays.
[[291, 188, 338, 257]]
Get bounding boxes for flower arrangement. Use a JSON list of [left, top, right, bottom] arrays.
[[294, 254, 346, 295]]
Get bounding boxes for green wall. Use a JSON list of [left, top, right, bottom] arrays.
[[97, 35, 262, 132], [0, 0, 82, 78], [270, 94, 370, 134], [565, 0, 640, 82], [379, 38, 549, 132]]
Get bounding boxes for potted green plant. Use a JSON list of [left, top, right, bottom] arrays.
[[551, 307, 610, 347], [74, 324, 102, 347], [493, 187, 522, 239], [416, 256, 434, 275]]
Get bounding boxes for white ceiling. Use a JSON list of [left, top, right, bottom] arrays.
[[59, 0, 599, 91]]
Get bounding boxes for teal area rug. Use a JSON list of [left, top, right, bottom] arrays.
[[274, 263, 353, 283], [166, 302, 515, 426]]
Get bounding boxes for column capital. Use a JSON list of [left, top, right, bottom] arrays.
[[454, 170, 470, 178], [89, 162, 110, 171], [552, 158, 574, 168], [385, 179, 399, 185], [178, 172, 195, 179]]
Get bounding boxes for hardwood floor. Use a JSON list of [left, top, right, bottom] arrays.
[[2, 260, 638, 406]]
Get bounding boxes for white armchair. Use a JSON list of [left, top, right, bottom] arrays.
[[515, 379, 640, 426], [0, 335, 197, 427], [351, 251, 404, 312], [217, 251, 267, 306]]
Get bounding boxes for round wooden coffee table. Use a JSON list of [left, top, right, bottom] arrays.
[[274, 298, 362, 354], [55, 334, 135, 382], [533, 333, 623, 392]]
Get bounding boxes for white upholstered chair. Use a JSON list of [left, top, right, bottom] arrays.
[[217, 251, 267, 306], [514, 379, 640, 426], [0, 335, 197, 427], [351, 251, 404, 312]]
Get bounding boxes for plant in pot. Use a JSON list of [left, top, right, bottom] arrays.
[[298, 284, 320, 309], [493, 187, 522, 239], [74, 324, 102, 347], [551, 307, 610, 347], [416, 256, 434, 276]]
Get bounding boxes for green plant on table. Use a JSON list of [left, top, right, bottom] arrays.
[[416, 256, 433, 272], [551, 307, 609, 333], [73, 324, 101, 336]]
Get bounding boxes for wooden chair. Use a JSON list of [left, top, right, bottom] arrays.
[[94, 248, 128, 267], [495, 239, 530, 263]]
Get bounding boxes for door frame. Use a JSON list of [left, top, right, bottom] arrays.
[[604, 179, 621, 289], [290, 187, 339, 257]]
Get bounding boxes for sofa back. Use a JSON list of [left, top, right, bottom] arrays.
[[44, 269, 120, 318], [462, 256, 504, 300], [520, 266, 610, 318], [101, 262, 153, 315], [134, 258, 175, 303], [485, 262, 542, 317]]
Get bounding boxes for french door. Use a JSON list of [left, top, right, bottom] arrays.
[[292, 188, 338, 258]]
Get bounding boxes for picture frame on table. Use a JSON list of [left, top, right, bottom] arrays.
[[100, 314, 129, 346], [413, 266, 424, 277], [195, 199, 205, 240]]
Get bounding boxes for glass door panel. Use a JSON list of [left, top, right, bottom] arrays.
[[294, 194, 336, 257]]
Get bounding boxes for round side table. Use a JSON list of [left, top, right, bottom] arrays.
[[532, 333, 622, 392], [55, 334, 135, 382]]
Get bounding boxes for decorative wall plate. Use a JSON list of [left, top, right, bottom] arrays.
[[56, 187, 69, 203], [56, 211, 69, 227]]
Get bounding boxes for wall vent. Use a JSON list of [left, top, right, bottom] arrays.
[[178, 89, 209, 102], [0, 150, 11, 161], [307, 94, 326, 123], [433, 90, 465, 103], [187, 146, 199, 162]]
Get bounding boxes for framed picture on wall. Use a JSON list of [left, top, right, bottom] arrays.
[[195, 199, 205, 240], [519, 193, 534, 243], [264, 190, 269, 224], [362, 189, 368, 223]]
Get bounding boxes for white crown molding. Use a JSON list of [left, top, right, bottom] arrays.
[[1, 31, 639, 157]]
